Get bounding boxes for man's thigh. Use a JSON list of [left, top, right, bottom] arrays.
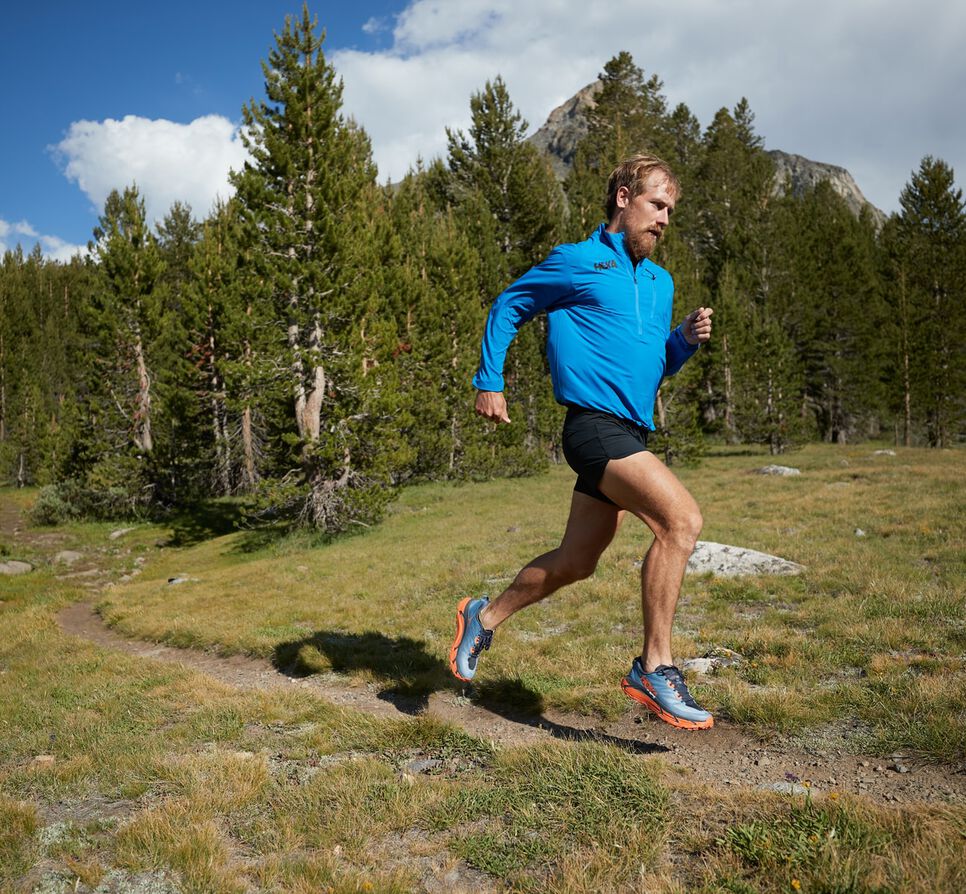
[[597, 451, 700, 534], [559, 490, 625, 560]]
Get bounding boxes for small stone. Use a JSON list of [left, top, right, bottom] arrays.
[[31, 755, 56, 768], [682, 657, 715, 676], [755, 464, 801, 476], [134, 556, 146, 566], [860, 760, 869, 767], [874, 449, 896, 456], [109, 527, 135, 540], [758, 781, 810, 796], [755, 755, 771, 766], [892, 763, 910, 774], [0, 560, 33, 575], [854, 528, 866, 537], [53, 550, 84, 565], [875, 765, 885, 773]]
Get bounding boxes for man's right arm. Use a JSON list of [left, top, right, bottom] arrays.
[[471, 247, 573, 417]]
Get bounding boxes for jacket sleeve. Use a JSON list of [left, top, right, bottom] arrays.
[[664, 324, 700, 377], [472, 247, 573, 392]]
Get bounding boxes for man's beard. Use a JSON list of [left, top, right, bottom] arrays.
[[625, 229, 658, 265]]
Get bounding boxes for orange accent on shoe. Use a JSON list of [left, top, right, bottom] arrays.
[[621, 676, 714, 730], [449, 596, 473, 681]]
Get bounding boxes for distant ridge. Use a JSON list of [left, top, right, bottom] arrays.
[[527, 80, 885, 224]]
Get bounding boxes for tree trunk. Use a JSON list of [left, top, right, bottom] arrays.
[[208, 309, 232, 496], [0, 330, 5, 442], [722, 333, 735, 441], [240, 406, 256, 491], [899, 268, 912, 448], [132, 328, 153, 453]]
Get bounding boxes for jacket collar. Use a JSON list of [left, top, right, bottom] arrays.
[[594, 223, 656, 278]]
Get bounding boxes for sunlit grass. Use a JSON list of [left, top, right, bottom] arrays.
[[1, 444, 964, 892], [89, 443, 965, 759]]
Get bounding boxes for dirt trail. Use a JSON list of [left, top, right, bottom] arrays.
[[58, 601, 965, 807]]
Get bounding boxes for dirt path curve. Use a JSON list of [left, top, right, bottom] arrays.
[[58, 601, 965, 808]]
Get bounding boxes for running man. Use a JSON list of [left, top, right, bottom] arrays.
[[449, 154, 715, 730]]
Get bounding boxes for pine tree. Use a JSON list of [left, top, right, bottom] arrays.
[[890, 157, 966, 447], [565, 52, 673, 240], [386, 169, 502, 480], [690, 101, 775, 288], [441, 77, 566, 468], [65, 185, 165, 513], [766, 184, 886, 441], [230, 5, 406, 529]]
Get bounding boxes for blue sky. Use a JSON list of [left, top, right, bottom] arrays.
[[4, 1, 964, 259]]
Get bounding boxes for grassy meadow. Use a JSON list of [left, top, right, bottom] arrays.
[[1, 443, 964, 892]]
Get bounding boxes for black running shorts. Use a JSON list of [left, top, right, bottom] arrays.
[[561, 406, 651, 506]]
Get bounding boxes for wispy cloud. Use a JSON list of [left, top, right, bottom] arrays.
[[362, 16, 388, 35], [52, 114, 250, 226], [0, 218, 87, 261]]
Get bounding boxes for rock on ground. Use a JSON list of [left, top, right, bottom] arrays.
[[0, 560, 32, 575], [755, 464, 801, 476], [53, 550, 84, 565], [687, 541, 804, 577]]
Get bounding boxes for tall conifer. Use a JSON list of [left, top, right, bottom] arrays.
[[231, 5, 404, 529]]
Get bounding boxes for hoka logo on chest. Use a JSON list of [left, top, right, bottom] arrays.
[[593, 259, 618, 271]]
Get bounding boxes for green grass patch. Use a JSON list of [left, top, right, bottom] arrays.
[[80, 444, 965, 760]]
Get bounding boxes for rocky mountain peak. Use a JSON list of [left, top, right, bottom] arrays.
[[527, 80, 885, 225]]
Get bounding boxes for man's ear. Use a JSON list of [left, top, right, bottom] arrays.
[[615, 185, 631, 210]]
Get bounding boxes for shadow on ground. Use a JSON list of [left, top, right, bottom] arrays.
[[273, 630, 666, 755], [162, 500, 248, 547]]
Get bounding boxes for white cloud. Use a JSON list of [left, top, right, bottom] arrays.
[[362, 16, 388, 35], [53, 114, 250, 226], [0, 218, 87, 262], [330, 0, 966, 212]]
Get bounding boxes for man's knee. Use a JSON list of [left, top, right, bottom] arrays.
[[665, 507, 703, 552]]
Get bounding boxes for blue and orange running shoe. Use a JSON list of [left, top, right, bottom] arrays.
[[449, 596, 493, 682], [621, 658, 714, 730]]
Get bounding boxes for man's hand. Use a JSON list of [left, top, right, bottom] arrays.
[[475, 390, 511, 424], [683, 306, 714, 345]]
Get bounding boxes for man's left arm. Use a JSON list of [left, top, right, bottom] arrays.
[[665, 306, 714, 376]]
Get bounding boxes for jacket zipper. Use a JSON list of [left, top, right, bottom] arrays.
[[634, 271, 642, 336]]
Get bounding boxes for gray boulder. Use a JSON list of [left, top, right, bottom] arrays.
[[53, 550, 83, 565], [0, 560, 32, 575], [755, 464, 801, 476], [687, 541, 804, 577]]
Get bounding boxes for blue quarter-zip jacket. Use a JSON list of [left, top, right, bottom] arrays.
[[472, 224, 698, 430]]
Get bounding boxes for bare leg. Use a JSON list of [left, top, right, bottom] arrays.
[[479, 491, 624, 630], [598, 451, 702, 672]]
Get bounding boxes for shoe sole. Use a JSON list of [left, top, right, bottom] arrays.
[[621, 676, 714, 730], [449, 596, 474, 682]]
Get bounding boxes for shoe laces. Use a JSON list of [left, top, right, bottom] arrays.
[[653, 664, 700, 709], [471, 628, 493, 657]]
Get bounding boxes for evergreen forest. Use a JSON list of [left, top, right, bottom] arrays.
[[2, 8, 964, 531]]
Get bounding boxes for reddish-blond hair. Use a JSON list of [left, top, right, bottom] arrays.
[[605, 154, 680, 219]]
